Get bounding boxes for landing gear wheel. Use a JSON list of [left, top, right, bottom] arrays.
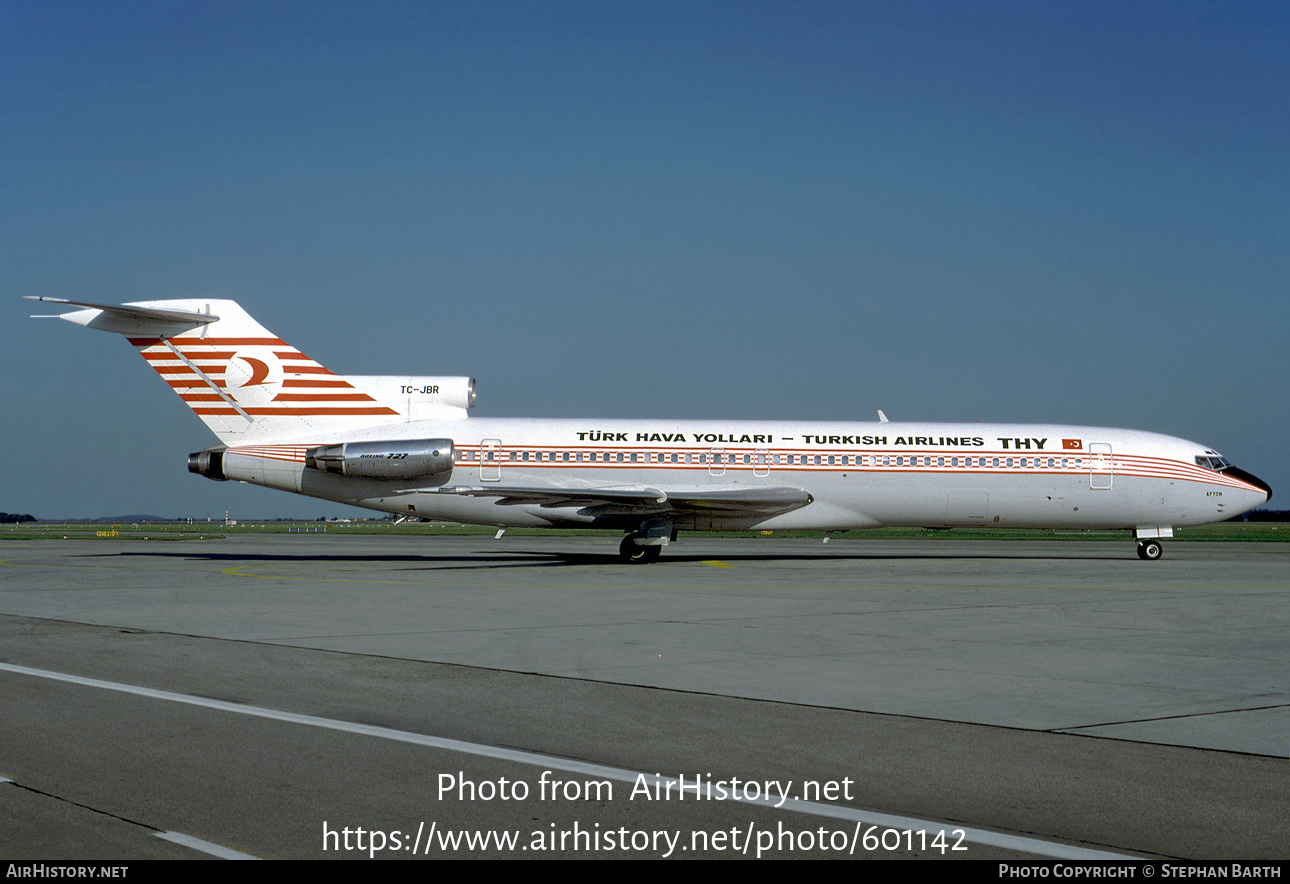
[[619, 536, 661, 563], [1137, 540, 1163, 561]]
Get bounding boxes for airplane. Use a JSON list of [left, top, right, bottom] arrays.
[[28, 297, 1272, 562]]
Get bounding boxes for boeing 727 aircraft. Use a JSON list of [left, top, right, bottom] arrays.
[[29, 297, 1272, 562]]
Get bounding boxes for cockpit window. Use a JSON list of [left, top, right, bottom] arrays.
[[1195, 455, 1230, 471]]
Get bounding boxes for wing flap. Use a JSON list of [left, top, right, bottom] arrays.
[[431, 485, 668, 509], [663, 486, 814, 514], [426, 484, 812, 517]]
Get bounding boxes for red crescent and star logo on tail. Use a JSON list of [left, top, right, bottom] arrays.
[[226, 353, 279, 390]]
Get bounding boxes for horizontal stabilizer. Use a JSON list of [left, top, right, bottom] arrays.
[[26, 297, 218, 336]]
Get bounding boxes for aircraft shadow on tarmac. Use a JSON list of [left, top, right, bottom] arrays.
[[111, 547, 1130, 570]]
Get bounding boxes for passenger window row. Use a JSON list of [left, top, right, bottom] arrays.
[[454, 449, 1089, 470]]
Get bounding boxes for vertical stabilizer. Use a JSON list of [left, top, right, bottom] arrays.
[[27, 298, 447, 444]]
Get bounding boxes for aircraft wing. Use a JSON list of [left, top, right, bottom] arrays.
[[659, 486, 814, 514], [427, 484, 813, 517], [436, 485, 667, 510]]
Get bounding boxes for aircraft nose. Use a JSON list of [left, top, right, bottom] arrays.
[[1226, 467, 1272, 503]]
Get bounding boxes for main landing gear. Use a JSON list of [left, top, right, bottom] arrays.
[[619, 517, 674, 564], [619, 536, 661, 563], [1136, 540, 1163, 561]]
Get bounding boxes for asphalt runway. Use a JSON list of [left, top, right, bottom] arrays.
[[0, 534, 1286, 860]]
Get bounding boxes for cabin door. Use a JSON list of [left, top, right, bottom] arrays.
[[1089, 442, 1113, 489]]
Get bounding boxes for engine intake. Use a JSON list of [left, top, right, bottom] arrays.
[[305, 439, 455, 482]]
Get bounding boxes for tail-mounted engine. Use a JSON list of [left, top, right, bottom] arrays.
[[188, 447, 229, 481], [305, 439, 456, 482]]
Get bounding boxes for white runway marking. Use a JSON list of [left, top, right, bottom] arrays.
[[2, 661, 1129, 859], [155, 831, 259, 859]]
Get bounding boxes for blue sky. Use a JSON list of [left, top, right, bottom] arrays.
[[3, 0, 1286, 519]]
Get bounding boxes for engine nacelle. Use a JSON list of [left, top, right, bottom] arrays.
[[305, 438, 455, 482], [188, 447, 229, 481]]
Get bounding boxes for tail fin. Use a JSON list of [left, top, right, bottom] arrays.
[[28, 298, 472, 444]]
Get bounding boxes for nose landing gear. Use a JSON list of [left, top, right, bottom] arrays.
[[1136, 539, 1163, 560], [1134, 527, 1171, 561]]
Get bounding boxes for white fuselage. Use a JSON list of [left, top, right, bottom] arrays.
[[220, 418, 1269, 533]]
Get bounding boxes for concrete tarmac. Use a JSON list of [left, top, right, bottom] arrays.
[[0, 534, 1286, 860]]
